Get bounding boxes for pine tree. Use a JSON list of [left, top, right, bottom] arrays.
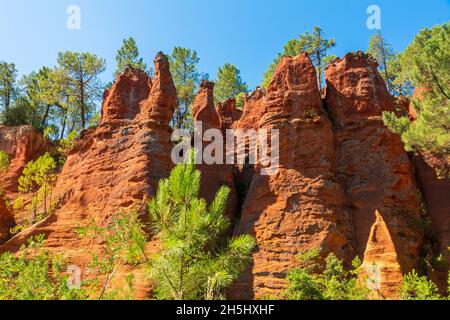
[[399, 270, 441, 300], [57, 52, 106, 130], [383, 23, 450, 178], [148, 151, 255, 300], [285, 249, 369, 300], [115, 37, 148, 76], [262, 26, 335, 90], [214, 64, 248, 103], [18, 153, 58, 222], [0, 61, 17, 115], [77, 211, 148, 300], [367, 32, 395, 94], [169, 47, 207, 129]]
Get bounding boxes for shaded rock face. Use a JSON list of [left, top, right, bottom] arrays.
[[326, 52, 423, 296], [412, 154, 450, 288], [0, 53, 177, 298], [231, 54, 354, 299], [216, 98, 243, 131], [0, 125, 48, 197], [192, 81, 239, 220], [0, 197, 14, 244], [232, 88, 267, 204]]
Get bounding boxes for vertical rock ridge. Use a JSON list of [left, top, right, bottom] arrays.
[[231, 53, 353, 299], [325, 51, 423, 284], [192, 81, 238, 220], [101, 67, 152, 122], [0, 53, 178, 299]]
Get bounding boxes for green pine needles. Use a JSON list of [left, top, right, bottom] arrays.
[[148, 152, 255, 300], [285, 249, 369, 300]]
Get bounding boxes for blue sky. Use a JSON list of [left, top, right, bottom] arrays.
[[0, 0, 449, 89]]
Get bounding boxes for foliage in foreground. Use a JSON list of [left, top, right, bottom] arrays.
[[0, 235, 87, 300], [148, 152, 255, 300], [77, 211, 149, 300], [399, 270, 449, 300], [285, 249, 369, 300]]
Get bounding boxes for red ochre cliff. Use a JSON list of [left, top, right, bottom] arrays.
[[0, 51, 448, 299]]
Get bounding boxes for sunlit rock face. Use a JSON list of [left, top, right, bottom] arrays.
[[0, 50, 441, 300], [326, 51, 423, 298], [0, 52, 177, 299], [230, 53, 354, 299]]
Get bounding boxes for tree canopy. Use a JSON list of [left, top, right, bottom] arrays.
[[115, 37, 149, 76], [383, 22, 450, 178], [214, 63, 248, 103], [262, 26, 336, 90]]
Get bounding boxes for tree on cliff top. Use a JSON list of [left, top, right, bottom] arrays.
[[169, 47, 207, 130], [383, 22, 450, 178], [148, 151, 255, 300], [367, 32, 395, 94], [214, 63, 248, 103], [0, 61, 17, 115], [57, 51, 106, 130], [262, 26, 336, 90], [115, 37, 149, 77]]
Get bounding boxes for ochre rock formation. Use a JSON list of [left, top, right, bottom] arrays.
[[0, 50, 446, 300], [361, 210, 403, 299], [326, 52, 423, 292], [101, 67, 152, 121], [0, 125, 48, 197], [192, 80, 239, 220], [231, 53, 353, 299], [0, 52, 177, 298]]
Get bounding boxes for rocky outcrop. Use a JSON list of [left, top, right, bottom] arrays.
[[231, 53, 353, 299], [0, 50, 442, 300], [0, 197, 14, 244], [361, 210, 403, 299], [101, 67, 152, 121], [216, 98, 243, 131], [326, 52, 423, 295], [0, 52, 177, 298], [192, 81, 238, 220], [0, 125, 48, 197]]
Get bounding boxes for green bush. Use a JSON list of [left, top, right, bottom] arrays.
[[285, 249, 369, 300], [399, 270, 442, 300], [0, 151, 9, 172], [0, 235, 87, 300]]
